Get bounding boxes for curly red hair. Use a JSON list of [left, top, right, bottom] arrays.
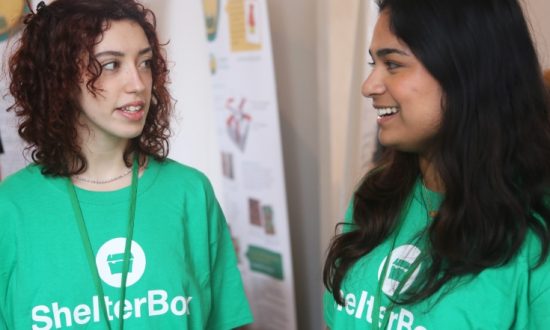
[[8, 0, 172, 176]]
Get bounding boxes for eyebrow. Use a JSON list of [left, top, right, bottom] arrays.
[[95, 47, 153, 58], [369, 48, 409, 58]]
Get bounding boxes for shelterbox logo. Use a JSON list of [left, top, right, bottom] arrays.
[[96, 238, 147, 287], [335, 244, 427, 329], [378, 244, 422, 297], [31, 238, 194, 329]]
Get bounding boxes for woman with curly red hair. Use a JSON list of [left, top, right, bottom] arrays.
[[0, 0, 253, 329]]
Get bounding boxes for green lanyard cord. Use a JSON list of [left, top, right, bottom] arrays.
[[66, 158, 139, 330], [118, 158, 138, 329]]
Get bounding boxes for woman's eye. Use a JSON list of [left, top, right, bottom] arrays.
[[140, 59, 153, 69], [102, 61, 119, 71], [385, 61, 401, 70]]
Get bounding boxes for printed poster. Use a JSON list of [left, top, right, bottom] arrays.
[[0, 91, 27, 181], [0, 0, 28, 180], [203, 0, 297, 328]]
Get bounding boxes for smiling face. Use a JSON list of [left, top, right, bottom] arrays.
[[77, 19, 153, 147], [362, 10, 443, 154]]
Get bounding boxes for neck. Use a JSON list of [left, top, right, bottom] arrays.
[[419, 155, 444, 193], [73, 129, 135, 191], [81, 143, 130, 177]]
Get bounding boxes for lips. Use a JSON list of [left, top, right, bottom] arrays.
[[116, 102, 146, 121], [117, 102, 144, 113]]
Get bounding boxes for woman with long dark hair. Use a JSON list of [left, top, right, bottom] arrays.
[[324, 0, 550, 329], [0, 0, 252, 328]]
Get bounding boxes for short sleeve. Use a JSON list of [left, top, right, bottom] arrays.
[[323, 201, 354, 330], [527, 259, 550, 329], [341, 200, 356, 233], [344, 202, 353, 222], [0, 196, 16, 329], [525, 205, 550, 329], [202, 178, 253, 330], [323, 289, 336, 329]]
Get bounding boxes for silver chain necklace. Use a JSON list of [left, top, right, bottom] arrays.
[[73, 167, 133, 184]]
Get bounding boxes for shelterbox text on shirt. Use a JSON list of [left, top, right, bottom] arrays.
[[0, 158, 253, 329]]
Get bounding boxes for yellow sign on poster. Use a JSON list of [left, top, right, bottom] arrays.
[[204, 0, 220, 41], [0, 0, 26, 41], [226, 0, 262, 52]]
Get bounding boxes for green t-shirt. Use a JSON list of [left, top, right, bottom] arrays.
[[324, 180, 550, 329], [0, 158, 253, 329]]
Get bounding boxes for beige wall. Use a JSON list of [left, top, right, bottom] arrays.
[[265, 1, 322, 329], [268, 1, 372, 329], [523, 0, 550, 69]]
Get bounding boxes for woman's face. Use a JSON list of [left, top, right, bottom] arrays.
[[77, 19, 153, 145], [362, 11, 443, 154]]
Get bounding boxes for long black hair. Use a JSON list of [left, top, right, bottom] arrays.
[[324, 0, 550, 305]]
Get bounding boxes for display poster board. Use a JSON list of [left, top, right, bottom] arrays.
[[0, 0, 28, 181], [203, 0, 297, 328]]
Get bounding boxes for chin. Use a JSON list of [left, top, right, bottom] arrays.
[[377, 136, 396, 148], [378, 140, 412, 153], [121, 130, 145, 140]]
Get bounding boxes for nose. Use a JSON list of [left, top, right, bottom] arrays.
[[125, 65, 146, 93], [361, 68, 385, 98]]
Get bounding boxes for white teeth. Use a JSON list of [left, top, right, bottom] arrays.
[[376, 107, 399, 117], [121, 105, 142, 112]]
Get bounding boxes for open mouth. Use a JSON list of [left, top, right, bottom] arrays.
[[118, 105, 143, 113], [376, 107, 399, 117]]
